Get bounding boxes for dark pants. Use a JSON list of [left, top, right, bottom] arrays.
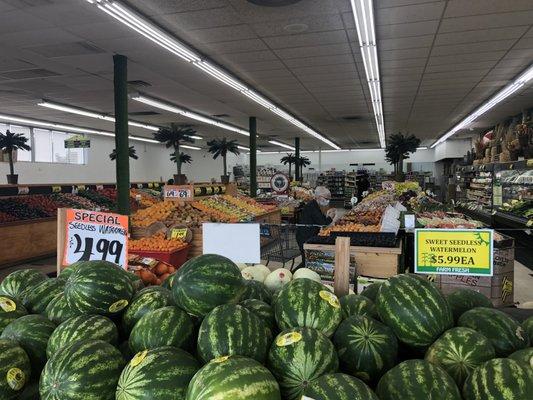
[[294, 242, 306, 271]]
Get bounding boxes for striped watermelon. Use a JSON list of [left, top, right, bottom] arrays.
[[124, 271, 144, 292], [22, 278, 64, 314], [509, 348, 533, 368], [274, 278, 342, 337], [116, 346, 199, 400], [17, 380, 39, 400], [0, 339, 31, 399], [1, 314, 55, 375], [57, 261, 87, 282], [304, 373, 379, 400], [376, 274, 453, 348], [40, 339, 124, 400], [64, 261, 134, 315], [121, 286, 173, 334], [44, 292, 83, 325], [523, 317, 533, 341], [267, 327, 338, 400], [161, 272, 175, 290], [376, 359, 461, 400], [0, 269, 48, 300], [360, 282, 382, 301], [186, 355, 281, 400], [425, 327, 496, 386], [129, 306, 195, 354], [241, 280, 272, 304], [332, 315, 397, 383], [339, 294, 378, 319], [172, 254, 245, 317], [463, 358, 533, 400], [446, 288, 493, 322], [240, 299, 276, 332], [46, 315, 118, 358], [0, 295, 27, 335], [458, 307, 529, 356], [197, 303, 272, 364]]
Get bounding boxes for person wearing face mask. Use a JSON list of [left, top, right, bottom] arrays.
[[295, 186, 336, 271]]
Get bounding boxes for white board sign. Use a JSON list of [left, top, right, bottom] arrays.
[[202, 223, 260, 264]]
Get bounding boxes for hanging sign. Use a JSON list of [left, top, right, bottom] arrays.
[[58, 208, 128, 271], [270, 173, 290, 193], [164, 185, 194, 201], [64, 135, 90, 149], [415, 229, 493, 276]]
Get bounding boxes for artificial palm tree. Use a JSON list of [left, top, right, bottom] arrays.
[[385, 132, 421, 181], [207, 138, 240, 183], [153, 123, 196, 183], [296, 155, 311, 180], [109, 146, 138, 161], [170, 151, 192, 178], [280, 153, 297, 179], [0, 130, 31, 184]]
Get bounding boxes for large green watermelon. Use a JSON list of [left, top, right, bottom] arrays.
[[123, 271, 144, 292], [57, 261, 87, 281], [172, 254, 245, 317], [523, 317, 533, 341], [129, 306, 195, 354], [360, 282, 382, 301], [46, 315, 118, 358], [44, 292, 83, 325], [186, 355, 281, 400], [376, 274, 453, 348], [509, 348, 533, 368], [267, 327, 338, 400], [0, 295, 27, 335], [241, 279, 272, 304], [161, 272, 175, 290], [0, 339, 31, 399], [304, 373, 379, 400], [197, 303, 271, 364], [333, 315, 397, 383], [376, 359, 461, 400], [64, 261, 134, 315], [40, 339, 124, 400], [121, 286, 173, 335], [240, 298, 276, 332], [21, 278, 64, 314], [339, 294, 378, 320], [458, 307, 529, 356], [463, 358, 533, 400], [425, 326, 496, 386], [446, 288, 493, 322], [1, 314, 55, 375], [116, 346, 199, 400], [0, 269, 48, 299], [274, 278, 342, 337]]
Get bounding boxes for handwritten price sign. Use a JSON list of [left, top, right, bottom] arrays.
[[164, 185, 194, 201]]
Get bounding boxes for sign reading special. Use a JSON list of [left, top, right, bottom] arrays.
[[415, 229, 493, 276], [61, 209, 128, 268]]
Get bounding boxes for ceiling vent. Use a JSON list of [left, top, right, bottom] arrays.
[[342, 115, 363, 121], [128, 80, 151, 88], [5, 0, 55, 7], [0, 68, 59, 80], [129, 111, 160, 116], [26, 42, 105, 58], [247, 0, 303, 6], [211, 113, 230, 118]]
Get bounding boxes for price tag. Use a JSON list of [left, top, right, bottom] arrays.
[[153, 182, 160, 188], [194, 187, 202, 196], [52, 186, 62, 193], [170, 228, 188, 240], [527, 159, 533, 167], [213, 186, 220, 194], [148, 182, 153, 188], [137, 183, 143, 189], [62, 209, 128, 268], [17, 186, 29, 195], [205, 187, 213, 195], [164, 185, 193, 201], [77, 185, 86, 191]]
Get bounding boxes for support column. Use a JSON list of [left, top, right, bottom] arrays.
[[249, 117, 257, 197], [113, 54, 130, 215], [295, 137, 300, 182], [318, 148, 322, 173]]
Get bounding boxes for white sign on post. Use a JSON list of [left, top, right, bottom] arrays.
[[202, 223, 260, 264]]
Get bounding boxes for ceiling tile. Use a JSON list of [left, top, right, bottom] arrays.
[[215, 50, 278, 63], [188, 24, 257, 44], [439, 11, 533, 33], [377, 20, 439, 39], [380, 47, 431, 61], [283, 53, 355, 68], [274, 43, 351, 59], [444, 0, 533, 18], [435, 26, 528, 46], [428, 51, 506, 65], [380, 35, 434, 51], [425, 60, 496, 73], [127, 0, 226, 15], [377, 2, 445, 25], [0, 9, 53, 34], [157, 7, 242, 31], [431, 39, 517, 56], [206, 39, 268, 54], [263, 30, 348, 50]]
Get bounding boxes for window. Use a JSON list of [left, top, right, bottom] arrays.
[[9, 125, 31, 162], [52, 131, 85, 164], [34, 128, 52, 162]]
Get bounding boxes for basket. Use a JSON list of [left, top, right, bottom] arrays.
[[130, 245, 190, 268]]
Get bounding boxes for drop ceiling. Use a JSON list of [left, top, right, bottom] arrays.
[[0, 0, 531, 151]]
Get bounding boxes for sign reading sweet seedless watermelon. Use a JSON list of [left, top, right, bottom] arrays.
[[414, 229, 493, 276]]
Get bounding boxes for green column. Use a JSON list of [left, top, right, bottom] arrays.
[[113, 54, 130, 215], [249, 117, 257, 197], [295, 137, 300, 182]]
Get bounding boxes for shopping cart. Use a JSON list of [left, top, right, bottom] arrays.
[[260, 223, 301, 270]]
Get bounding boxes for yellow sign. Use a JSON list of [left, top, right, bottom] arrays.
[[415, 229, 493, 276], [170, 228, 188, 240]]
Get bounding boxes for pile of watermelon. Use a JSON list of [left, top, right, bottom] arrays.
[[1, 256, 532, 400]]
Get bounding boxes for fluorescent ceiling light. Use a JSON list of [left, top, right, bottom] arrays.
[[237, 145, 250, 151], [268, 140, 295, 151], [181, 145, 202, 150], [85, 0, 339, 150], [430, 63, 533, 149], [417, 146, 428, 150], [188, 135, 203, 140], [350, 0, 385, 148]]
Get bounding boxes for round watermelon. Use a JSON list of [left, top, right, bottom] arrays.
[[47, 315, 118, 358], [509, 348, 533, 368], [458, 307, 529, 356], [44, 292, 83, 325], [339, 294, 377, 319], [0, 339, 31, 399], [57, 261, 87, 282], [304, 373, 379, 400], [425, 326, 496, 386], [377, 359, 461, 400], [161, 272, 175, 290], [129, 306, 195, 354], [123, 271, 144, 292], [463, 358, 533, 400], [376, 274, 453, 349], [64, 261, 134, 315], [40, 339, 124, 400], [333, 315, 397, 383], [240, 298, 276, 332], [1, 314, 55, 375], [446, 288, 493, 322], [172, 254, 245, 317], [21, 278, 64, 314], [241, 279, 272, 304], [186, 355, 281, 400], [198, 303, 271, 364], [523, 317, 533, 341], [360, 282, 382, 301], [267, 327, 338, 400], [0, 295, 27, 335], [0, 269, 48, 299], [274, 278, 342, 337], [116, 346, 199, 400], [121, 286, 173, 334]]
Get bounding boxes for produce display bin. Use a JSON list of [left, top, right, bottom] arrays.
[[130, 246, 189, 268]]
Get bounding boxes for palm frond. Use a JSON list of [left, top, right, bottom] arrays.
[[109, 146, 138, 160], [170, 151, 192, 164], [0, 130, 31, 152], [153, 123, 197, 147]]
